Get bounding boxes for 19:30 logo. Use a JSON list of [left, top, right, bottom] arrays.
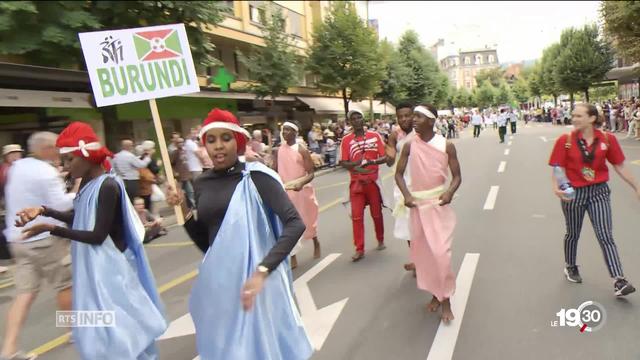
[[551, 301, 607, 333]]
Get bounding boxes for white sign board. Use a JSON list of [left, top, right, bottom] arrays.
[[79, 23, 199, 107]]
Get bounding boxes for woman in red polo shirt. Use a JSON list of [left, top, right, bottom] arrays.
[[549, 103, 638, 297]]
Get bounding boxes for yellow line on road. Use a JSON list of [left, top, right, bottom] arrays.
[[29, 269, 200, 356], [319, 197, 345, 213], [315, 181, 349, 191]]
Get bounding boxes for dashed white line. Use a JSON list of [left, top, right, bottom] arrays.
[[508, 141, 513, 146], [426, 253, 480, 360], [504, 149, 510, 155], [540, 136, 548, 142], [483, 186, 500, 210], [497, 161, 506, 173]]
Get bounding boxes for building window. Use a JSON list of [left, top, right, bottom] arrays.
[[464, 70, 471, 78], [466, 82, 472, 89], [488, 55, 495, 64], [249, 1, 265, 24], [464, 56, 471, 65], [221, 0, 234, 14], [475, 54, 483, 65], [288, 10, 304, 38]]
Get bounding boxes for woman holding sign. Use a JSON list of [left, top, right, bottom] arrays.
[[166, 109, 313, 360], [17, 122, 167, 359]]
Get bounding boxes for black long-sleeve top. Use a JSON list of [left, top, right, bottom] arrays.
[[184, 161, 304, 272], [45, 177, 127, 252]]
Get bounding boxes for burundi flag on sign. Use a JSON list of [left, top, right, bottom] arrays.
[[133, 29, 182, 61]]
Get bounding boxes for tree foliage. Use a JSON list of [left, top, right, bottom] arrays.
[[475, 67, 505, 88], [0, 1, 225, 68], [494, 80, 513, 105], [238, 5, 300, 99], [554, 24, 614, 102], [511, 76, 530, 104], [601, 1, 640, 63], [539, 43, 563, 101], [376, 39, 407, 105], [306, 1, 382, 116], [395, 30, 449, 107], [473, 80, 496, 109]]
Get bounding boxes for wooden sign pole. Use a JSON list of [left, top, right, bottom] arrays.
[[148, 98, 185, 225]]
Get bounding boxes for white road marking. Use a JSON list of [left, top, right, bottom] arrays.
[[161, 254, 346, 354], [497, 161, 506, 173], [293, 253, 348, 351], [532, 214, 546, 219], [508, 141, 513, 146], [426, 253, 480, 360], [158, 313, 194, 340], [509, 136, 514, 140], [540, 136, 547, 142], [504, 149, 510, 155], [483, 186, 499, 210]]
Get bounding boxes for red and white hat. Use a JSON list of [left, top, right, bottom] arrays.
[[199, 109, 250, 155], [56, 122, 113, 169]]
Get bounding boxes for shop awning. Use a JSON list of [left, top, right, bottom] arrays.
[[296, 96, 346, 114], [606, 63, 640, 82], [184, 91, 295, 101], [0, 88, 92, 108], [297, 96, 394, 115]]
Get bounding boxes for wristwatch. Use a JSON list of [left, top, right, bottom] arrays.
[[257, 265, 269, 275]]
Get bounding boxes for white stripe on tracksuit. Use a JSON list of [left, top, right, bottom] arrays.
[[561, 182, 624, 278]]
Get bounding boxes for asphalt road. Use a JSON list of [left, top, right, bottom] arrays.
[[1, 121, 639, 360]]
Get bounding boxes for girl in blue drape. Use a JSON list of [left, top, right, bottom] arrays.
[[167, 109, 313, 360], [18, 122, 166, 359]]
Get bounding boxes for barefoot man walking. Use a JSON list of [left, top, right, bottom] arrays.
[[395, 104, 462, 323]]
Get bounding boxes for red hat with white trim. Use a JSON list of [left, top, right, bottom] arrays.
[[199, 109, 249, 155]]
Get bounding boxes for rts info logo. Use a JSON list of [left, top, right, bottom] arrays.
[[551, 301, 607, 333]]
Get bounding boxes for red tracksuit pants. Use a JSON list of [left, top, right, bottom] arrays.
[[350, 180, 384, 253]]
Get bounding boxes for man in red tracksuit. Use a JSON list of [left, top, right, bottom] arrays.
[[340, 109, 389, 262]]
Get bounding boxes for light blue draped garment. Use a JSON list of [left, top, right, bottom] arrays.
[[71, 173, 167, 360], [190, 161, 313, 360]]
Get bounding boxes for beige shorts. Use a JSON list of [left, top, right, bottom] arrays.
[[9, 236, 72, 294]]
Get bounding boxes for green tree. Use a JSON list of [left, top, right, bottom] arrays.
[[475, 67, 505, 87], [395, 30, 449, 106], [451, 87, 473, 108], [494, 80, 513, 106], [0, 1, 225, 68], [306, 1, 382, 117], [601, 1, 640, 63], [238, 5, 300, 100], [376, 39, 407, 106], [540, 43, 563, 105], [554, 24, 614, 104], [474, 80, 496, 109], [511, 77, 530, 104]]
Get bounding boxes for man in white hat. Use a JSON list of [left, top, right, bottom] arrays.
[[0, 145, 24, 272]]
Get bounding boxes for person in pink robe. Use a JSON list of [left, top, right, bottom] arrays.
[[395, 104, 462, 324], [273, 122, 321, 269]]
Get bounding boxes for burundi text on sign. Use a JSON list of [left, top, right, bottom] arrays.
[[79, 24, 199, 107]]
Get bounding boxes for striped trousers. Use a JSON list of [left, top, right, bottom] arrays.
[[561, 183, 624, 278]]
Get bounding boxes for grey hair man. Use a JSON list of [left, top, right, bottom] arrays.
[[1, 132, 74, 360]]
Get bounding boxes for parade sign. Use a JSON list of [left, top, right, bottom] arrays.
[[79, 24, 199, 107]]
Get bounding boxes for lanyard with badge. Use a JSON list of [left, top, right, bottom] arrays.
[[576, 137, 599, 182]]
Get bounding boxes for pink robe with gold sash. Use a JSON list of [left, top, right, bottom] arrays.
[[408, 134, 456, 301], [277, 142, 319, 240]]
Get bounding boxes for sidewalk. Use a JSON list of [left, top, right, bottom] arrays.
[[158, 165, 343, 227]]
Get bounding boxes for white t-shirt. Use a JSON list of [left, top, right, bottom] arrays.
[[184, 139, 203, 172], [471, 115, 483, 125], [4, 158, 74, 242]]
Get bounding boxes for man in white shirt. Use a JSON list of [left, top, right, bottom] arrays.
[[497, 109, 509, 143], [1, 132, 74, 360], [471, 110, 483, 138], [509, 109, 518, 134], [112, 139, 151, 202], [185, 128, 204, 179]]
